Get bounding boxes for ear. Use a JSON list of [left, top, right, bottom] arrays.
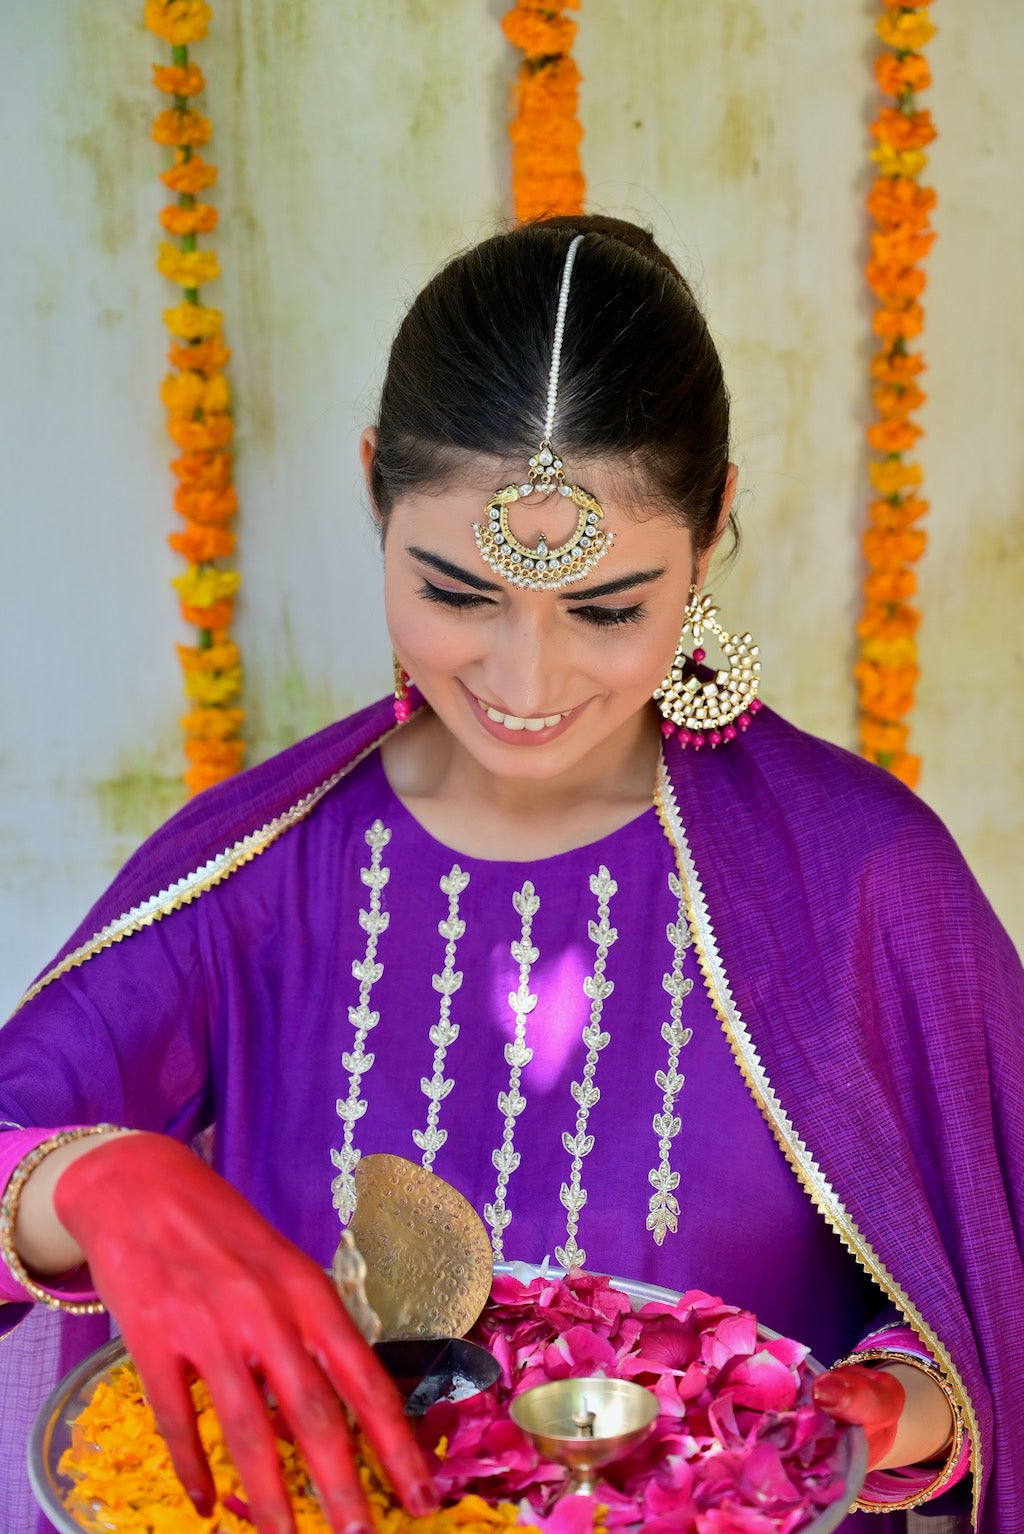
[[694, 462, 738, 590], [359, 426, 383, 530]]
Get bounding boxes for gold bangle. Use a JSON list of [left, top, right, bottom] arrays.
[[0, 1126, 134, 1316], [834, 1345, 967, 1513]]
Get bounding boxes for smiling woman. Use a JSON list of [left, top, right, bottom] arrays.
[[0, 217, 1021, 1534]]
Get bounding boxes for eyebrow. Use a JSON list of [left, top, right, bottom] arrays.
[[407, 546, 666, 601]]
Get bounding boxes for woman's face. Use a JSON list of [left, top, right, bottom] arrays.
[[371, 442, 733, 785]]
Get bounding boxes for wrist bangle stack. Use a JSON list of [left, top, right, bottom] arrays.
[[0, 1125, 134, 1316], [834, 1343, 969, 1512]]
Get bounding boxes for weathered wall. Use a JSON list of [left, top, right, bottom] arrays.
[[2, 2, 1021, 1012]]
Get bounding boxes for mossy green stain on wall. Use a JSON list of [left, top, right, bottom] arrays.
[[93, 765, 186, 843]]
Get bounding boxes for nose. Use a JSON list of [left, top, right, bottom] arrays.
[[482, 605, 568, 716]]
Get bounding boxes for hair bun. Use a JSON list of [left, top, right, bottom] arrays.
[[525, 213, 686, 281]]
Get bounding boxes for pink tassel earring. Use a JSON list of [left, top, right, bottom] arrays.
[[393, 658, 412, 724]]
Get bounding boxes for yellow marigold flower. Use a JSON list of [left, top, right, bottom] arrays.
[[160, 203, 219, 237], [870, 143, 928, 179], [180, 664, 244, 706], [144, 0, 212, 46], [151, 62, 205, 97], [181, 706, 245, 740], [869, 458, 923, 496], [876, 10, 935, 53], [172, 566, 242, 608], [178, 639, 240, 673], [164, 301, 223, 340], [157, 243, 221, 288], [860, 634, 919, 668], [151, 107, 213, 149], [161, 371, 205, 416], [161, 151, 219, 195]]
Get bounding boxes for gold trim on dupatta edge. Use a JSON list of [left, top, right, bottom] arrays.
[[653, 756, 982, 1528], [8, 719, 405, 1020]]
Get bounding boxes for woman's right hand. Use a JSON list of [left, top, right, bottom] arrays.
[[51, 1133, 437, 1534]]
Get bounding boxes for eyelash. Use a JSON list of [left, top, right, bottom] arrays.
[[417, 581, 645, 627]]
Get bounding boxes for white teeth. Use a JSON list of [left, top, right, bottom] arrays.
[[478, 696, 566, 731]]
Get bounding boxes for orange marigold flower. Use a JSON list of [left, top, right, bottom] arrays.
[[875, 52, 932, 96], [870, 348, 926, 382], [171, 450, 233, 487], [886, 751, 921, 789], [866, 262, 927, 303], [164, 301, 223, 340], [144, 0, 212, 46], [868, 495, 929, 529], [870, 228, 935, 265], [863, 525, 927, 566], [857, 603, 921, 641], [151, 63, 205, 97], [869, 458, 923, 496], [866, 418, 923, 454], [184, 737, 247, 771], [151, 107, 213, 149], [864, 566, 918, 603], [876, 10, 935, 52], [173, 484, 239, 523], [873, 301, 924, 341], [872, 381, 927, 417], [508, 56, 585, 220], [157, 243, 221, 288], [168, 337, 231, 376], [502, 10, 577, 57], [859, 718, 910, 756], [160, 202, 219, 237], [871, 108, 937, 152], [184, 761, 234, 795], [181, 706, 245, 741], [167, 413, 234, 451], [160, 151, 219, 195], [855, 658, 919, 717], [181, 597, 235, 630], [866, 176, 936, 231], [169, 522, 236, 563]]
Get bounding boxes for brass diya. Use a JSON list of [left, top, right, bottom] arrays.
[[510, 1377, 659, 1498]]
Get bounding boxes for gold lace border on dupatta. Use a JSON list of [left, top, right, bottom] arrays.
[[9, 721, 403, 1018], [653, 757, 982, 1530]]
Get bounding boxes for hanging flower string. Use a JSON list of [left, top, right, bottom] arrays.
[[502, 0, 585, 220], [146, 0, 245, 797], [855, 3, 937, 791]]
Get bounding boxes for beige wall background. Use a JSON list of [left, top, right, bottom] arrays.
[[2, 1, 1021, 1013]]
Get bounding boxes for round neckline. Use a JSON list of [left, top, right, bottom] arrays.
[[363, 748, 661, 870]]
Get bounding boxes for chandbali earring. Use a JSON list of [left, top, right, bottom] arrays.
[[653, 588, 762, 750], [393, 657, 412, 724]]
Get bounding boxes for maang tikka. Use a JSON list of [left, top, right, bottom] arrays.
[[473, 234, 611, 590]]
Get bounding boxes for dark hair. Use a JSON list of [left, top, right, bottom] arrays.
[[370, 214, 733, 557]]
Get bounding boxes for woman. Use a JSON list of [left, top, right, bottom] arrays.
[[0, 217, 1019, 1534]]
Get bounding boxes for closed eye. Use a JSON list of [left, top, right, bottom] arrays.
[[569, 604, 645, 627], [417, 580, 492, 611]]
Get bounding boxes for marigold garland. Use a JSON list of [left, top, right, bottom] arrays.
[[856, 4, 937, 791], [501, 0, 585, 220], [147, 0, 244, 796]]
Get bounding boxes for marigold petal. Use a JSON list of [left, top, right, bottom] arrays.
[[168, 338, 232, 376], [163, 301, 223, 340], [160, 203, 219, 237], [144, 0, 212, 46], [151, 107, 213, 149], [160, 152, 219, 195], [151, 63, 206, 97]]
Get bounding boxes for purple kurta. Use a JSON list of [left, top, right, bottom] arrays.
[[3, 697, 1018, 1531]]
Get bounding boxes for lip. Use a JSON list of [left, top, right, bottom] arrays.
[[459, 681, 585, 746]]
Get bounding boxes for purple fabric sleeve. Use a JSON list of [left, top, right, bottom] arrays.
[[0, 1127, 100, 1306]]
